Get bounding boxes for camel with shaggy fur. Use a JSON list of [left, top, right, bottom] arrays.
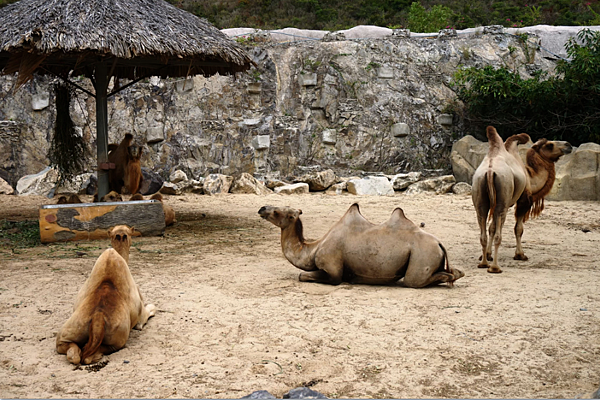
[[472, 126, 572, 273], [108, 134, 143, 195], [56, 225, 155, 365], [258, 204, 464, 287]]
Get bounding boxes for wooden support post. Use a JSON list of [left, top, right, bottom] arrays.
[[39, 200, 165, 243]]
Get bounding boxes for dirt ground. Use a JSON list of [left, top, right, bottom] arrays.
[[0, 192, 598, 399]]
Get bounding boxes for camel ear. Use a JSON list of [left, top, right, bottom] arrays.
[[298, 209, 302, 215], [107, 228, 113, 238], [130, 226, 136, 234]]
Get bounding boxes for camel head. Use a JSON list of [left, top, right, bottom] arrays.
[[101, 191, 123, 202], [531, 138, 572, 162], [108, 225, 136, 262], [258, 205, 302, 229]]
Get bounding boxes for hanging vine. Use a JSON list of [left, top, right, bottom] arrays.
[[47, 82, 90, 185]]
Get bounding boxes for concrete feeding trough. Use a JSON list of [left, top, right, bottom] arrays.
[[38, 200, 165, 243]]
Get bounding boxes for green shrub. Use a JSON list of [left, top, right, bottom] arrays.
[[407, 1, 454, 33], [453, 28, 600, 145]]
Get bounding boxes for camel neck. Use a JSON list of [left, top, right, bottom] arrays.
[[280, 219, 317, 271], [527, 152, 556, 202], [112, 243, 130, 264]]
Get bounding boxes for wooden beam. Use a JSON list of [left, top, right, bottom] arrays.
[[39, 200, 165, 243]]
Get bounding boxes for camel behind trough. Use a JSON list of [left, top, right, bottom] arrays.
[[472, 126, 572, 273], [259, 204, 464, 288], [56, 225, 155, 365]]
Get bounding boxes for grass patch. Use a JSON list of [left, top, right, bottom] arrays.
[[0, 220, 41, 249]]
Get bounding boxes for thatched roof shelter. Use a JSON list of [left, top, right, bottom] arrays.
[[0, 0, 253, 84], [0, 0, 253, 199]]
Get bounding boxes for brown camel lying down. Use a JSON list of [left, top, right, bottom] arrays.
[[56, 225, 155, 364], [259, 204, 464, 287], [472, 126, 572, 273]]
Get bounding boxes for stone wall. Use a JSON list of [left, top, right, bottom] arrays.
[[0, 25, 582, 187]]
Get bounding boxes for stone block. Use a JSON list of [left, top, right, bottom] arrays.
[[391, 172, 421, 190], [252, 135, 270, 150], [391, 123, 410, 138], [392, 29, 410, 38], [31, 94, 49, 111], [247, 82, 262, 94], [299, 73, 317, 86], [322, 129, 337, 145], [16, 167, 58, 196], [377, 67, 394, 79], [437, 114, 453, 126], [243, 118, 261, 127], [146, 125, 164, 144], [347, 176, 394, 196], [169, 169, 188, 184]]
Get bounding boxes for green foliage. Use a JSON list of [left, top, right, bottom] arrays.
[[407, 2, 454, 32], [0, 220, 40, 249], [453, 29, 600, 145]]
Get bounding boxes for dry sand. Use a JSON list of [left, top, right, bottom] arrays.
[[0, 192, 598, 399]]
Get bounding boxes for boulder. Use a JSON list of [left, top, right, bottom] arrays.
[[169, 169, 188, 184], [177, 178, 205, 194], [295, 169, 337, 191], [547, 143, 600, 201], [203, 174, 234, 195], [326, 181, 347, 195], [266, 179, 287, 189], [16, 167, 59, 196], [55, 172, 93, 195], [274, 183, 310, 195], [230, 173, 273, 195], [405, 175, 456, 195], [160, 182, 179, 195], [283, 387, 328, 399], [452, 182, 472, 195], [140, 168, 164, 195], [346, 176, 394, 196], [450, 135, 489, 183], [0, 176, 14, 194], [390, 172, 421, 190]]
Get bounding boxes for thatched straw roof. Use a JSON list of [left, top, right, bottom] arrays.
[[0, 0, 253, 83]]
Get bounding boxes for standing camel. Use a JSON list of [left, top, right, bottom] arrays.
[[258, 204, 464, 288], [472, 126, 572, 273]]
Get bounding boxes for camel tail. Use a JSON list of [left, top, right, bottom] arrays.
[[438, 243, 455, 288], [81, 311, 106, 364], [486, 168, 496, 220]]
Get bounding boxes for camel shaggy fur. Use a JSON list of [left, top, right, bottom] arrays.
[[259, 204, 464, 287], [472, 126, 572, 273], [108, 134, 143, 195], [55, 225, 155, 364]]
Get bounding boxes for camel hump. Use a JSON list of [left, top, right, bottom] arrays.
[[505, 133, 531, 152], [486, 126, 505, 156], [388, 207, 417, 229]]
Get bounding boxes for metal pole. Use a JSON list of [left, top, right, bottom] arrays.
[[95, 62, 110, 200]]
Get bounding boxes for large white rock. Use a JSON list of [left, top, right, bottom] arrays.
[[274, 183, 309, 195], [16, 167, 59, 196], [230, 173, 272, 195], [0, 176, 14, 194], [405, 175, 456, 195], [346, 176, 394, 196], [203, 174, 234, 195], [169, 169, 188, 184]]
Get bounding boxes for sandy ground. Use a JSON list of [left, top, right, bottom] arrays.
[[0, 192, 598, 399]]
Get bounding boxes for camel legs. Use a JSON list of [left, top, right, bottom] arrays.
[[57, 342, 82, 364], [487, 209, 508, 274], [476, 211, 492, 268], [514, 193, 531, 261]]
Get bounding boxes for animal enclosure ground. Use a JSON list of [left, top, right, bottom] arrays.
[[0, 192, 598, 399]]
